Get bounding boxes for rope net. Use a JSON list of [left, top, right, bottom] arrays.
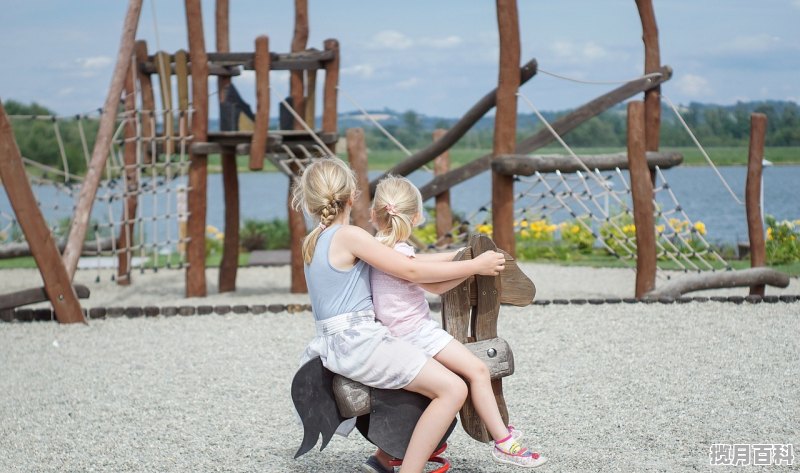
[[2, 97, 192, 282]]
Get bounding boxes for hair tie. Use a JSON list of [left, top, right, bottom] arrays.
[[318, 222, 327, 231], [384, 203, 399, 216]]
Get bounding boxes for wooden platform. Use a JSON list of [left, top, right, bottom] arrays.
[[247, 249, 291, 267], [191, 130, 337, 156]]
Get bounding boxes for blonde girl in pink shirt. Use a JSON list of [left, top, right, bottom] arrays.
[[365, 175, 547, 471]]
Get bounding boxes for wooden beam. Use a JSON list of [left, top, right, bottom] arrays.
[[746, 113, 767, 296], [369, 59, 537, 196], [626, 101, 656, 298], [492, 151, 683, 176], [207, 50, 335, 69], [185, 0, 210, 297], [175, 49, 190, 139], [155, 50, 175, 156], [418, 65, 673, 201], [250, 35, 271, 171], [433, 129, 452, 240], [63, 0, 143, 278], [0, 100, 85, 323], [291, 0, 309, 131], [321, 39, 340, 151], [116, 59, 139, 285], [216, 0, 239, 294], [492, 0, 521, 257], [0, 285, 90, 311], [305, 70, 317, 126], [645, 267, 789, 299], [134, 40, 155, 164], [635, 0, 662, 151], [347, 128, 370, 231]]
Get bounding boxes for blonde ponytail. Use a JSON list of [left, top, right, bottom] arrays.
[[372, 175, 425, 248], [291, 158, 358, 263]]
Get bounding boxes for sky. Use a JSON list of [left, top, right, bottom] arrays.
[[1, 0, 798, 119]]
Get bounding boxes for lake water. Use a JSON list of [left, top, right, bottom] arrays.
[[1, 165, 798, 246]]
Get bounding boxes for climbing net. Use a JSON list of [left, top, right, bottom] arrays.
[[2, 90, 193, 281]]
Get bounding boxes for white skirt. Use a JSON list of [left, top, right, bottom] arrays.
[[395, 318, 454, 358], [299, 310, 429, 390]]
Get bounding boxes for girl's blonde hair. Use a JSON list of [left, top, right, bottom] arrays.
[[372, 175, 425, 248], [291, 158, 358, 263]]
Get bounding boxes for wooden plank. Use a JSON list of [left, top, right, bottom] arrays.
[[62, 0, 143, 278], [0, 285, 90, 311], [433, 129, 452, 240], [250, 35, 271, 171], [207, 50, 335, 68], [369, 59, 537, 196], [746, 113, 767, 296], [290, 0, 309, 131], [216, 0, 239, 294], [185, 0, 210, 298], [496, 249, 535, 306], [626, 102, 656, 297], [492, 151, 683, 175], [347, 128, 371, 231], [645, 267, 789, 299], [134, 40, 155, 164], [305, 70, 317, 126], [321, 39, 339, 152], [492, 0, 521, 256], [174, 49, 190, 139], [116, 59, 139, 285], [140, 60, 239, 76], [0, 101, 85, 323], [418, 65, 673, 201], [154, 50, 175, 156], [635, 0, 662, 151], [441, 247, 472, 342]]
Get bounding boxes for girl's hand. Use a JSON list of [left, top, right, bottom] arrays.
[[474, 250, 506, 276]]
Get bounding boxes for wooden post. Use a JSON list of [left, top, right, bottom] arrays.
[[134, 40, 156, 164], [626, 101, 656, 298], [347, 128, 370, 231], [0, 100, 85, 323], [174, 49, 190, 139], [492, 0, 520, 257], [291, 0, 309, 130], [321, 39, 340, 151], [305, 71, 317, 127], [63, 0, 143, 278], [185, 0, 210, 297], [216, 0, 239, 293], [746, 113, 767, 296], [635, 0, 662, 152], [250, 35, 271, 171], [117, 59, 139, 285], [433, 129, 452, 240], [155, 50, 175, 156]]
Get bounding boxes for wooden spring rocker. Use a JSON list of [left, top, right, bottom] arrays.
[[291, 235, 536, 470]]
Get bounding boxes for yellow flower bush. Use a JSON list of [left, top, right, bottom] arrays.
[[205, 225, 224, 256], [765, 215, 800, 264]]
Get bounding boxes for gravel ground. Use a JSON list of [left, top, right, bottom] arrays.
[[1, 265, 799, 472]]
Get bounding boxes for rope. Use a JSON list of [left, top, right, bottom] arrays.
[[338, 87, 413, 156], [662, 94, 744, 206], [536, 68, 663, 86], [276, 92, 332, 152]]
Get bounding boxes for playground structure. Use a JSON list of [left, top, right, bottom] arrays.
[[0, 0, 792, 325]]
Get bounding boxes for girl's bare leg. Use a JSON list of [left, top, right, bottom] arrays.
[[434, 340, 509, 441], [399, 358, 468, 473]]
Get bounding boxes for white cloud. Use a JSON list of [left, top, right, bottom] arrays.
[[419, 35, 462, 49], [57, 87, 75, 97], [341, 64, 375, 79], [793, 0, 800, 9], [370, 30, 414, 50], [395, 77, 419, 89], [549, 40, 608, 62], [76, 56, 112, 69], [676, 73, 712, 97], [718, 34, 781, 54]]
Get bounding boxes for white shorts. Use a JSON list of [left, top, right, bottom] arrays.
[[396, 318, 454, 358], [299, 311, 429, 390]]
